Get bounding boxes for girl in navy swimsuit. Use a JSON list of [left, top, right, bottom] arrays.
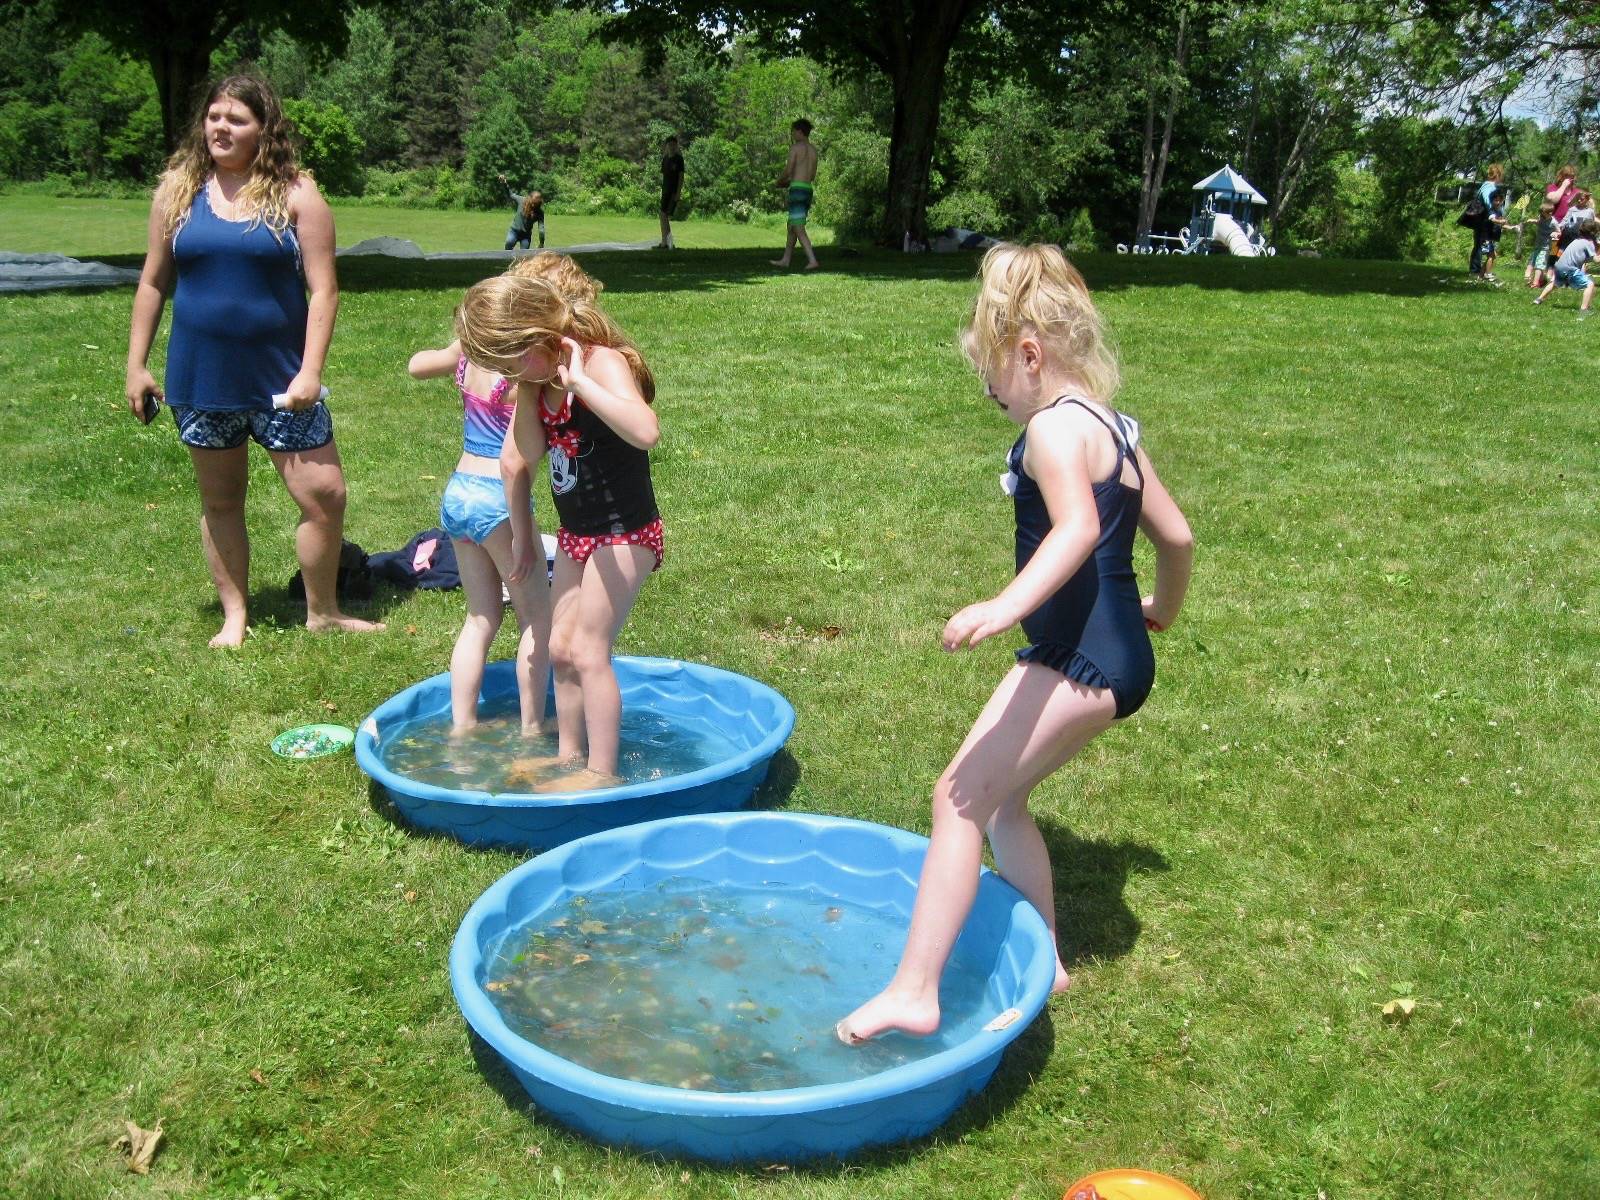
[[456, 265, 662, 794], [839, 243, 1195, 1044]]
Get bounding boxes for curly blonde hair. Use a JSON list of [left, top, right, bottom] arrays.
[[456, 273, 655, 403], [154, 74, 303, 243], [961, 242, 1119, 405], [506, 251, 601, 304]]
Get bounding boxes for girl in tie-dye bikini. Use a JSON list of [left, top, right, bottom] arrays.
[[455, 259, 663, 793]]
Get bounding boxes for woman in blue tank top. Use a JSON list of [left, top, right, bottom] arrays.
[[838, 243, 1195, 1045], [124, 74, 383, 648]]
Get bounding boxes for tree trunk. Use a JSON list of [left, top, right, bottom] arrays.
[[878, 0, 973, 246], [146, 31, 220, 155], [1268, 105, 1325, 235], [1136, 94, 1157, 245], [1136, 9, 1188, 244]]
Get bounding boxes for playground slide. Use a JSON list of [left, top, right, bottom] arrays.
[[1209, 213, 1258, 257]]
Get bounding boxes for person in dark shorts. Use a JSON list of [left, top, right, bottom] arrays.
[[656, 135, 685, 249], [124, 73, 383, 647]]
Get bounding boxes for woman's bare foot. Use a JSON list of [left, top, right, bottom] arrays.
[[835, 989, 941, 1044], [804, 260, 820, 271], [770, 258, 790, 267], [208, 617, 249, 649], [306, 612, 386, 634], [1053, 960, 1072, 994], [533, 767, 624, 794]]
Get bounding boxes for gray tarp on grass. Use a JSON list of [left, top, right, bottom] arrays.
[[337, 236, 656, 260], [0, 251, 142, 293]]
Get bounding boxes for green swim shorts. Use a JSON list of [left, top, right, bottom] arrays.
[[787, 181, 814, 225]]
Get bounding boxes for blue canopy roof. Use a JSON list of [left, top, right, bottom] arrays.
[[1192, 164, 1267, 204]]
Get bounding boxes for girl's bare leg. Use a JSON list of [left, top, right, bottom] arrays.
[[188, 444, 251, 648], [546, 551, 589, 764], [837, 664, 1115, 1043], [448, 538, 505, 732], [542, 543, 654, 787], [481, 521, 551, 732]]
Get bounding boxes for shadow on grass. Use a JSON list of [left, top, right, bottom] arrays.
[[87, 246, 1458, 300], [1040, 822, 1170, 968], [197, 579, 409, 637], [325, 246, 1455, 299]]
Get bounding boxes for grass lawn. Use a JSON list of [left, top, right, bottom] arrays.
[[1, 198, 1596, 1199], [0, 192, 826, 258]]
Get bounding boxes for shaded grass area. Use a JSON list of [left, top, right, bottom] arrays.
[[0, 235, 1597, 1199]]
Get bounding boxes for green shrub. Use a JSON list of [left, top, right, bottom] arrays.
[[463, 102, 542, 209], [0, 100, 65, 180], [814, 124, 888, 241], [927, 188, 1003, 238], [282, 99, 366, 196]]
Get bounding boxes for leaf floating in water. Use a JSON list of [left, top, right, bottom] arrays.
[[823, 907, 843, 923], [570, 954, 592, 966], [800, 964, 832, 980], [577, 920, 608, 935]]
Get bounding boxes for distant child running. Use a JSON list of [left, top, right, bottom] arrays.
[[837, 243, 1194, 1044], [1525, 201, 1557, 289], [407, 300, 554, 737], [456, 269, 662, 793], [1534, 216, 1599, 318]]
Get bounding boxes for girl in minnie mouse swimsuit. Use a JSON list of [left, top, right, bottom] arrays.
[[456, 267, 662, 793]]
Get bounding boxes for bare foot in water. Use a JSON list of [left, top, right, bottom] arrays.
[[533, 767, 624, 794], [306, 613, 386, 634], [209, 617, 249, 649], [835, 989, 941, 1045], [505, 753, 578, 788]]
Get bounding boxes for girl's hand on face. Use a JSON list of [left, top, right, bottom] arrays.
[[942, 599, 1016, 651], [555, 336, 589, 392]]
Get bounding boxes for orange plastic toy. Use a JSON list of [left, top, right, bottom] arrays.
[[1064, 1168, 1203, 1200]]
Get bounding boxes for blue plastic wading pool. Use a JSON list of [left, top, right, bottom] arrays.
[[451, 811, 1056, 1162], [356, 657, 795, 851]]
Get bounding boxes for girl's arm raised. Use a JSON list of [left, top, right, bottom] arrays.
[[1135, 446, 1194, 631], [501, 384, 548, 582], [408, 339, 461, 380], [557, 339, 659, 450], [943, 407, 1100, 650]]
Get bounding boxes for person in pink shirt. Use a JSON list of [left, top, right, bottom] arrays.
[[1548, 166, 1578, 224]]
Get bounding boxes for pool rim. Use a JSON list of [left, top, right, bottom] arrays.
[[355, 656, 796, 809], [450, 810, 1056, 1118]]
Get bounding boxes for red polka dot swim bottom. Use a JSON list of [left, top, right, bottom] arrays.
[[557, 518, 664, 571]]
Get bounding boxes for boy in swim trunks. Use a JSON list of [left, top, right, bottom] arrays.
[[772, 118, 820, 271]]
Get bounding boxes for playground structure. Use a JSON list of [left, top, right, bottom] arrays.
[[1118, 164, 1276, 257]]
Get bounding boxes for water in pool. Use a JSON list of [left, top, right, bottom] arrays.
[[482, 877, 999, 1091], [378, 701, 738, 793]]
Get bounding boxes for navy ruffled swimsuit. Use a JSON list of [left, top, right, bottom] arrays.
[[1008, 397, 1154, 719]]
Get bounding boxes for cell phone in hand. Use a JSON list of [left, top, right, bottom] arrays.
[[140, 391, 163, 425]]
